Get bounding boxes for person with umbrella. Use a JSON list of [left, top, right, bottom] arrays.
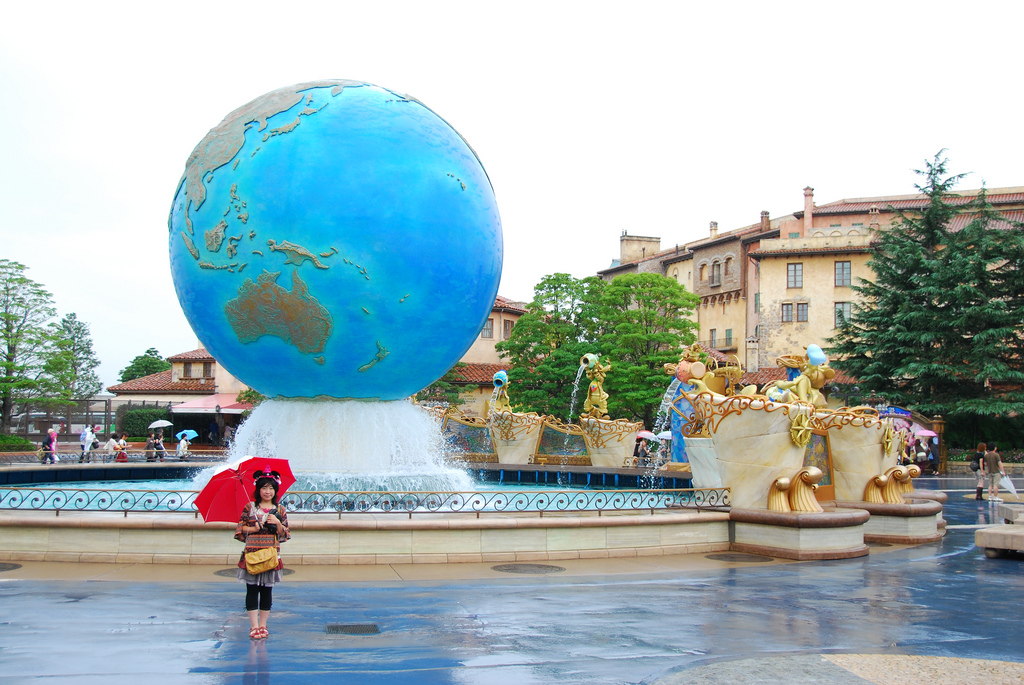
[[176, 430, 197, 461], [233, 466, 291, 639]]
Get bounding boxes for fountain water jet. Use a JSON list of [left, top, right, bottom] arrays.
[[228, 399, 473, 491]]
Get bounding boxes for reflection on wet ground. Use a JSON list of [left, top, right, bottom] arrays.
[[0, 477, 1021, 684]]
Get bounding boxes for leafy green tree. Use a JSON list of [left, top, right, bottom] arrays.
[[40, 313, 102, 400], [828, 152, 1024, 426], [415, 362, 468, 407], [119, 348, 171, 382], [599, 272, 699, 427], [496, 274, 606, 419], [0, 260, 57, 433]]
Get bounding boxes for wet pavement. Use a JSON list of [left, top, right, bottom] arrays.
[[1, 477, 1022, 684]]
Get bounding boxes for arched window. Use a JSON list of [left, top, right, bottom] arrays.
[[710, 261, 722, 286], [699, 264, 707, 281]]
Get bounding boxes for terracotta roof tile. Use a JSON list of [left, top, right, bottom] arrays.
[[166, 348, 215, 361], [748, 244, 872, 258], [809, 190, 1024, 216], [453, 363, 511, 385], [698, 344, 730, 363], [740, 367, 858, 387], [494, 296, 527, 313], [107, 369, 213, 394], [947, 209, 1024, 231]]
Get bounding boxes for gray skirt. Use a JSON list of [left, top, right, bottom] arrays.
[[236, 562, 284, 586]]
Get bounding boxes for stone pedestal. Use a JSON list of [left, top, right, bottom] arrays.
[[729, 508, 869, 560], [835, 498, 943, 544]]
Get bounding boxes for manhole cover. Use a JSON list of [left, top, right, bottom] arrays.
[[491, 563, 566, 574], [0, 563, 21, 573], [867, 541, 893, 548], [213, 568, 295, 577], [326, 623, 380, 635], [704, 553, 774, 563]]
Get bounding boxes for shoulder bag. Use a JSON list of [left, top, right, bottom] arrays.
[[243, 505, 280, 574]]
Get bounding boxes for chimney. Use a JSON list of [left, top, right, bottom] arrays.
[[709, 221, 718, 239], [803, 187, 814, 237], [869, 205, 880, 230], [760, 210, 770, 232]]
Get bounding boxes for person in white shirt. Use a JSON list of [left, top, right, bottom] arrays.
[[79, 426, 95, 463]]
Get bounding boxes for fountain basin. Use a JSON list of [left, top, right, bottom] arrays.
[[0, 509, 732, 565], [729, 507, 870, 560]]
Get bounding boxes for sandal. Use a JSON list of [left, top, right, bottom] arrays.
[[249, 627, 262, 639], [259, 627, 269, 638]]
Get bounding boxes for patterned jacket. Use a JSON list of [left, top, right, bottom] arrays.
[[234, 503, 291, 569]]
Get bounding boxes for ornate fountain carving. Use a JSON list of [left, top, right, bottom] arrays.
[[580, 353, 611, 419]]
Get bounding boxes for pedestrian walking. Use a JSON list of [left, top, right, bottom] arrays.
[[971, 441, 986, 500], [981, 442, 1005, 503]]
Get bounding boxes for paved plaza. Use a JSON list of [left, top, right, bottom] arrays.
[[0, 476, 1021, 684]]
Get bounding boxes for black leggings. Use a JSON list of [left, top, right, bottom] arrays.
[[245, 584, 273, 612]]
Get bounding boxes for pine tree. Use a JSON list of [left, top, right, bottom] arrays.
[[119, 348, 171, 382], [828, 152, 1024, 422], [41, 313, 102, 400]]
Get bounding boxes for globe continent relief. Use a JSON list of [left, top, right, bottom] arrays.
[[168, 80, 502, 400]]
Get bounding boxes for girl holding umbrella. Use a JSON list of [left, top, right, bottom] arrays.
[[234, 467, 291, 639]]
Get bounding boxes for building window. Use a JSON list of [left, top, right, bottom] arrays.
[[203, 362, 213, 377], [830, 223, 841, 228], [781, 303, 793, 322], [710, 261, 722, 286], [699, 265, 707, 281], [835, 302, 852, 328], [789, 232, 800, 239], [725, 329, 733, 347], [709, 329, 717, 347], [754, 293, 759, 312], [503, 319, 514, 340], [671, 268, 678, 281], [787, 263, 803, 288], [835, 261, 851, 287], [797, 303, 808, 322], [183, 362, 192, 378], [724, 257, 732, 275], [481, 319, 493, 338]]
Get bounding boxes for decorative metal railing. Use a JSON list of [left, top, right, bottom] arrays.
[[0, 488, 198, 513], [0, 487, 730, 515], [0, 451, 231, 464], [276, 488, 730, 514]]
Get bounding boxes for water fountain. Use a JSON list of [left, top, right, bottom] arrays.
[[674, 343, 944, 558]]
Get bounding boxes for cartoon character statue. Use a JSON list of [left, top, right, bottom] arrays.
[[663, 343, 755, 396], [763, 344, 835, 407], [580, 353, 611, 418], [491, 370, 511, 412]]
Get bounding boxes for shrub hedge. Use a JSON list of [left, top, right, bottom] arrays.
[[120, 408, 173, 438], [0, 434, 36, 451]]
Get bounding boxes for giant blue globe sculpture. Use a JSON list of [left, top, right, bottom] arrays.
[[168, 80, 502, 400]]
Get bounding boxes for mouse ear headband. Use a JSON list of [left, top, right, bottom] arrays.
[[252, 465, 281, 484]]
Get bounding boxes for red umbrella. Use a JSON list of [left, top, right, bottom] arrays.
[[193, 456, 296, 523]]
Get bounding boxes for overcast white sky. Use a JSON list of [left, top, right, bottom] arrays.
[[2, 1, 1022, 388]]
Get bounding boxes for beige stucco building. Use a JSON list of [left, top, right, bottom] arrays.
[[598, 186, 1024, 375]]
